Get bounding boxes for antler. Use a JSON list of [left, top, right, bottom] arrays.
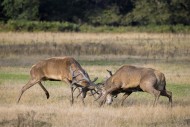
[[93, 82, 105, 101], [70, 67, 80, 79], [94, 91, 102, 101], [70, 66, 102, 101], [78, 70, 90, 82], [91, 77, 98, 83], [107, 70, 113, 76]]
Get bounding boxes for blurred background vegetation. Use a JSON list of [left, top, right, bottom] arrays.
[[0, 0, 190, 32]]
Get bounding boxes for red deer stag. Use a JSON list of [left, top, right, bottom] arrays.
[[17, 56, 98, 105], [98, 65, 172, 107]]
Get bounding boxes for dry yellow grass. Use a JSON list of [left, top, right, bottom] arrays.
[[0, 83, 189, 127], [0, 64, 190, 127], [0, 32, 190, 126], [1, 32, 189, 61], [0, 32, 190, 44]]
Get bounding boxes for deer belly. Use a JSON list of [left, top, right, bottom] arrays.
[[45, 74, 62, 81], [122, 82, 139, 89]]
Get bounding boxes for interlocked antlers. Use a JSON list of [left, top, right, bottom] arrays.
[[69, 67, 100, 104], [70, 67, 83, 85], [94, 69, 113, 101]]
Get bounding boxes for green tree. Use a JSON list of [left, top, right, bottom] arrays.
[[87, 5, 121, 26], [170, 0, 190, 25], [2, 0, 39, 20], [0, 0, 6, 20], [86, 0, 134, 26], [39, 0, 91, 23], [124, 0, 171, 25], [1, 0, 190, 26]]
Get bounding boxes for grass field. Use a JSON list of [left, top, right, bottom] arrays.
[[0, 32, 190, 127]]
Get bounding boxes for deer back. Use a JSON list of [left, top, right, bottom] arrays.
[[104, 65, 159, 89], [29, 57, 86, 83]]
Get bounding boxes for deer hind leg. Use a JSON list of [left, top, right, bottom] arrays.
[[120, 92, 132, 106], [140, 80, 160, 106], [161, 90, 172, 107], [144, 87, 160, 107], [38, 82, 50, 99], [153, 89, 161, 107], [17, 79, 39, 103]]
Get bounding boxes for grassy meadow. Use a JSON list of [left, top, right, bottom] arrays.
[[0, 32, 190, 127]]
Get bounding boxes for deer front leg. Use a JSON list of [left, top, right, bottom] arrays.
[[70, 85, 74, 105], [75, 87, 83, 98], [81, 88, 88, 105], [120, 92, 132, 106], [63, 79, 75, 105], [99, 86, 119, 107]]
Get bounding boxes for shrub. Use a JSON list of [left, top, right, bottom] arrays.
[[2, 20, 190, 33], [5, 20, 80, 32]]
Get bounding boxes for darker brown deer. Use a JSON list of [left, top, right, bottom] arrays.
[[17, 56, 98, 105], [99, 65, 172, 107]]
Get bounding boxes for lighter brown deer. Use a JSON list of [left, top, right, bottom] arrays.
[[99, 65, 172, 107]]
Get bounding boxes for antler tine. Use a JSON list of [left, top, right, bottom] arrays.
[[70, 66, 80, 79], [107, 70, 113, 76], [78, 70, 90, 82], [92, 77, 98, 83], [94, 91, 102, 101], [71, 79, 84, 85]]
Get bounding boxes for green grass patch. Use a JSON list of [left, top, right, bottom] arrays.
[[0, 73, 29, 81], [43, 81, 67, 87], [167, 83, 190, 97], [131, 84, 190, 98], [79, 60, 125, 66], [123, 84, 190, 98], [79, 58, 146, 66]]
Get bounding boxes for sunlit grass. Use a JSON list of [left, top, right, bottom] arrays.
[[0, 64, 189, 126], [0, 81, 189, 127], [0, 32, 190, 126]]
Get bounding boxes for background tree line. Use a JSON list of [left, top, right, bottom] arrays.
[[0, 0, 190, 27]]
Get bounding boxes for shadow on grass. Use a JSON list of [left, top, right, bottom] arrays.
[[146, 118, 190, 127], [110, 92, 190, 107]]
